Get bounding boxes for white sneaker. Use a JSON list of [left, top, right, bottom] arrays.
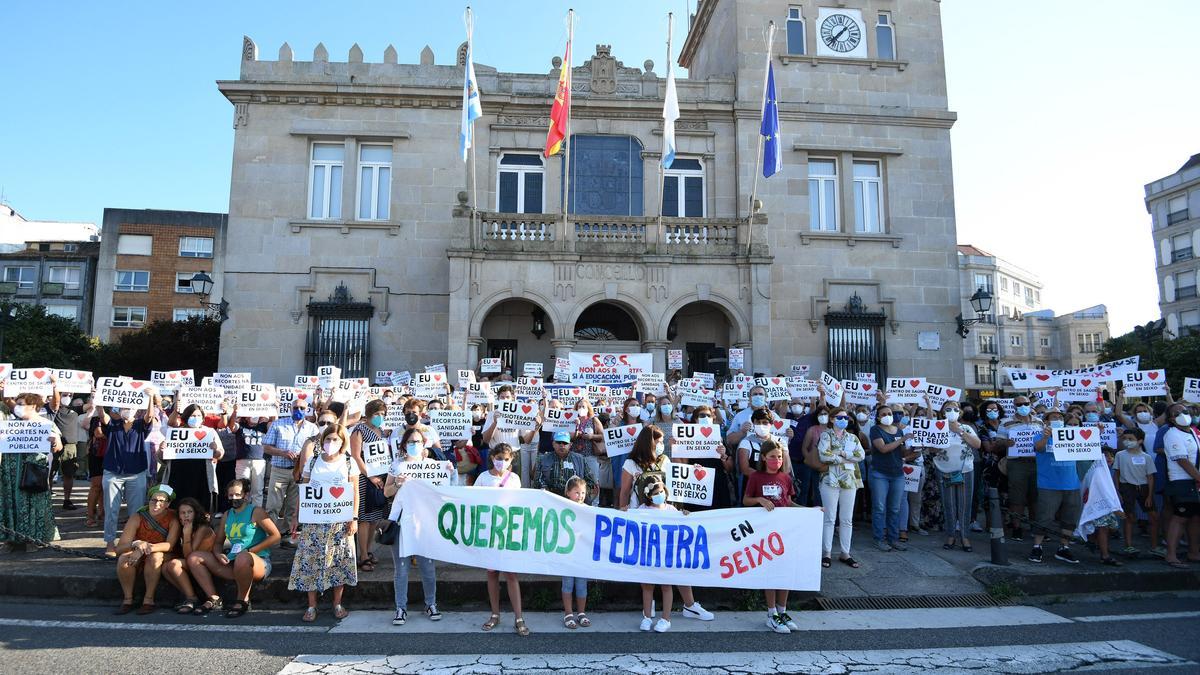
[[767, 614, 791, 634], [639, 615, 653, 631], [779, 611, 799, 631], [682, 602, 715, 621], [654, 618, 671, 632]]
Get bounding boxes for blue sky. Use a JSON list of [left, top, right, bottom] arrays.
[[2, 1, 1197, 335]]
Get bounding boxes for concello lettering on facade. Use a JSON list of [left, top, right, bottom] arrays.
[[576, 264, 645, 281]]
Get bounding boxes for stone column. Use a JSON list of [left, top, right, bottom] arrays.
[[466, 336, 485, 371], [643, 341, 670, 372], [551, 339, 577, 361], [734, 341, 753, 375]]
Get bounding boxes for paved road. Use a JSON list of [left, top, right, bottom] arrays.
[[1, 594, 1198, 673]]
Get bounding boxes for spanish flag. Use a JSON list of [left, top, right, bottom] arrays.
[[544, 39, 572, 157]]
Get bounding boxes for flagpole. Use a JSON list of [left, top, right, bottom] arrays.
[[746, 21, 775, 253], [561, 9, 575, 227], [658, 12, 673, 230], [467, 7, 478, 215]]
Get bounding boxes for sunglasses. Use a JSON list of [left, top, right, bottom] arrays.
[[149, 497, 169, 504], [834, 415, 850, 420]]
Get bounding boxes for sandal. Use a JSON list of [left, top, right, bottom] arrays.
[[577, 612, 591, 628], [943, 542, 955, 550], [301, 607, 317, 623], [367, 551, 379, 564], [1166, 560, 1190, 569], [114, 601, 135, 616], [515, 617, 530, 636], [840, 557, 861, 569], [194, 596, 222, 615], [961, 543, 973, 553], [482, 613, 501, 631], [175, 599, 197, 615], [225, 601, 250, 619], [136, 603, 156, 615], [821, 556, 832, 568], [563, 613, 578, 629], [898, 534, 909, 543], [333, 604, 349, 620], [357, 559, 376, 573], [1100, 557, 1123, 567]]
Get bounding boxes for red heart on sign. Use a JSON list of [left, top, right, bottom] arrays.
[[168, 372, 178, 379], [130, 381, 144, 389], [33, 370, 46, 379], [863, 384, 873, 391], [903, 465, 914, 475], [572, 388, 582, 396], [946, 389, 957, 398], [693, 467, 707, 481], [183, 370, 191, 376], [193, 431, 207, 441], [626, 426, 637, 437], [1148, 371, 1160, 380], [1080, 429, 1092, 440], [563, 412, 574, 421], [0, 366, 7, 375], [736, 384, 744, 390], [260, 393, 270, 401], [329, 486, 345, 498], [935, 421, 946, 430], [1036, 374, 1051, 381], [531, 378, 540, 385], [909, 379, 921, 388], [1081, 379, 1092, 387], [432, 374, 443, 382], [699, 426, 713, 438], [771, 378, 782, 386], [520, 404, 532, 415], [773, 420, 786, 431], [76, 372, 87, 379], [297, 393, 308, 400]]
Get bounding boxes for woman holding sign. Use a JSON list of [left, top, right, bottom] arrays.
[[161, 404, 224, 513], [0, 392, 64, 552], [817, 407, 866, 568], [289, 423, 359, 622], [349, 400, 389, 573], [383, 427, 445, 626], [931, 401, 981, 553]]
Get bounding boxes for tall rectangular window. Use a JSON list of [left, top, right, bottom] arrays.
[[1176, 270, 1197, 299], [1000, 276, 1009, 291], [1024, 287, 1034, 305], [786, 7, 806, 55], [1010, 334, 1022, 347], [357, 144, 392, 220], [1167, 195, 1189, 225], [48, 266, 82, 289], [309, 143, 344, 220], [876, 12, 896, 60], [112, 306, 147, 328], [178, 237, 213, 258], [852, 160, 883, 232], [808, 157, 838, 231], [116, 234, 152, 255], [497, 153, 545, 214], [114, 270, 150, 292], [1172, 232, 1193, 262], [567, 135, 644, 216], [1012, 281, 1021, 296], [973, 273, 993, 293], [978, 334, 995, 354], [3, 266, 36, 288], [662, 158, 705, 217]]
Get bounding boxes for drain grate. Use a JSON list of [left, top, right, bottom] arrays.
[[816, 593, 1002, 611]]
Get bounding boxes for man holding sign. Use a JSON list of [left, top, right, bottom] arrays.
[[1029, 410, 1082, 565], [86, 395, 157, 558]]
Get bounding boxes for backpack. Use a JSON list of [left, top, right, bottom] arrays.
[[632, 455, 669, 505]]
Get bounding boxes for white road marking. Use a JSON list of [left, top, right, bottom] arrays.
[[280, 641, 1193, 674], [0, 618, 325, 634], [1073, 610, 1200, 623]]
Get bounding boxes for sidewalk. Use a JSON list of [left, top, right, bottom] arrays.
[[1, 487, 1196, 609]]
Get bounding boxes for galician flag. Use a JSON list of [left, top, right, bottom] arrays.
[[760, 62, 781, 178], [544, 39, 572, 157], [459, 12, 483, 162], [661, 63, 679, 168]]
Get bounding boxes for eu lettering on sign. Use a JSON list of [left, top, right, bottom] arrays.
[[925, 383, 962, 411], [754, 377, 789, 402], [855, 372, 876, 382], [908, 417, 950, 449], [671, 424, 722, 459], [456, 369, 476, 389], [7, 368, 54, 398], [95, 376, 150, 409], [1056, 377, 1098, 402], [160, 428, 215, 460], [316, 365, 341, 391], [666, 462, 715, 506], [1052, 426, 1103, 462], [362, 439, 392, 477], [819, 372, 844, 407], [276, 387, 311, 416], [603, 423, 642, 457], [497, 400, 539, 431], [1184, 377, 1200, 404], [480, 358, 502, 374], [790, 364, 810, 377], [55, 369, 95, 395], [841, 380, 877, 407], [0, 420, 56, 453], [151, 369, 194, 394], [374, 370, 395, 385], [885, 377, 926, 405], [299, 481, 356, 524], [413, 372, 448, 400], [541, 407, 578, 434], [1122, 370, 1168, 398]]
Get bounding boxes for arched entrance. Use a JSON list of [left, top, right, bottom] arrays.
[[666, 301, 736, 377], [480, 299, 555, 375], [574, 301, 642, 353]]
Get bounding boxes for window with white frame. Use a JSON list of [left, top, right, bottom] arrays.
[[45, 305, 79, 320], [175, 272, 197, 293], [973, 364, 994, 385], [1172, 232, 1193, 262], [852, 160, 883, 232], [309, 143, 345, 220], [876, 12, 896, 60], [662, 158, 705, 217], [1167, 195, 1188, 225], [808, 157, 838, 231], [3, 266, 35, 288], [786, 6, 806, 55], [1077, 332, 1104, 353], [112, 306, 146, 328], [1181, 308, 1200, 331], [1000, 276, 1009, 291], [1010, 334, 1022, 347], [356, 144, 392, 220], [497, 153, 545, 214], [114, 270, 150, 292], [48, 266, 82, 289], [1040, 336, 1051, 348], [973, 273, 992, 293], [1024, 287, 1034, 305], [173, 308, 207, 322], [978, 334, 995, 354], [116, 234, 152, 256], [1176, 269, 1197, 299], [179, 236, 213, 258]]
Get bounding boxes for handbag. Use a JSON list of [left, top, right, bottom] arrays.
[[1166, 479, 1200, 505], [19, 459, 50, 493], [376, 520, 399, 546]]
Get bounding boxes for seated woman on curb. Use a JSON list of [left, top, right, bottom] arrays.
[[162, 497, 216, 614], [114, 484, 180, 615], [186, 478, 281, 619]]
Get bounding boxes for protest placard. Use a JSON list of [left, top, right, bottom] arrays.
[[1099, 422, 1118, 450], [790, 364, 810, 377], [424, 363, 447, 374], [480, 358, 502, 373], [395, 459, 454, 486], [903, 464, 922, 492], [665, 462, 715, 506], [569, 352, 652, 386], [1184, 377, 1200, 404], [722, 383, 748, 405], [361, 439, 392, 476], [464, 382, 493, 406], [603, 423, 642, 456], [430, 410, 472, 441], [496, 400, 539, 431], [6, 368, 53, 398], [160, 428, 215, 460], [95, 376, 150, 409], [586, 384, 611, 402], [755, 376, 790, 402], [331, 379, 363, 403], [841, 380, 878, 407], [316, 365, 341, 391], [541, 407, 578, 434], [551, 385, 587, 407], [1122, 369, 1168, 397], [668, 350, 683, 370], [1005, 422, 1041, 459], [373, 370, 394, 385], [0, 419, 55, 453], [693, 371, 715, 389], [0, 364, 10, 389], [276, 387, 310, 416], [295, 375, 319, 389], [385, 371, 408, 387], [885, 377, 927, 405], [729, 348, 744, 370], [299, 481, 356, 524], [786, 377, 819, 400], [515, 383, 544, 400], [679, 388, 715, 408], [212, 372, 251, 399], [636, 372, 667, 395], [522, 362, 543, 378], [994, 398, 1016, 418], [235, 386, 278, 417], [176, 385, 224, 412], [908, 417, 950, 449], [551, 357, 570, 382], [150, 369, 194, 394], [1052, 426, 1103, 461], [54, 369, 94, 395], [670, 423, 722, 459], [1056, 377, 1098, 402], [925, 383, 962, 411], [1032, 389, 1059, 410], [452, 369, 474, 389], [412, 372, 448, 400], [820, 372, 844, 407], [856, 372, 877, 382]]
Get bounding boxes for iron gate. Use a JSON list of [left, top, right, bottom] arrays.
[[305, 284, 373, 378], [824, 293, 887, 383]]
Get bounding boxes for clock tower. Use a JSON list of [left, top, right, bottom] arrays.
[[815, 7, 868, 58]]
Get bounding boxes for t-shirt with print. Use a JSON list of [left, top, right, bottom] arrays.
[[1163, 427, 1200, 482], [745, 470, 794, 507], [1113, 449, 1155, 486]]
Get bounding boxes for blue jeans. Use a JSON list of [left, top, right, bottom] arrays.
[[561, 576, 588, 598], [392, 539, 437, 611], [869, 472, 905, 543], [102, 470, 147, 544], [610, 454, 628, 492]]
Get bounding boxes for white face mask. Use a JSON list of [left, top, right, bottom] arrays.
[[696, 416, 712, 425], [60, 396, 72, 407], [856, 412, 868, 423], [790, 405, 804, 415], [120, 409, 135, 421], [13, 405, 28, 419], [817, 414, 829, 425], [944, 410, 960, 422], [493, 458, 510, 472], [753, 424, 770, 438], [576, 407, 587, 414], [1136, 412, 1152, 423], [878, 415, 894, 426], [323, 441, 341, 454], [628, 406, 642, 418], [655, 442, 665, 456], [1177, 413, 1194, 427]]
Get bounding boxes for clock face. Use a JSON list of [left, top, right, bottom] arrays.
[[820, 13, 862, 53]]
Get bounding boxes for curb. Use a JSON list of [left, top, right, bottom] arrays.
[[971, 563, 1200, 597]]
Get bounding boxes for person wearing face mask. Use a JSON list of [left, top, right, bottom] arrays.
[[726, 386, 775, 448], [187, 478, 281, 618], [743, 441, 800, 633], [867, 406, 915, 551], [1028, 409, 1081, 564], [569, 399, 606, 506], [786, 398, 818, 507], [816, 407, 865, 568], [930, 401, 981, 553], [231, 409, 274, 508], [737, 408, 791, 497], [160, 404, 225, 513], [607, 398, 646, 496], [893, 405, 927, 540], [349, 399, 389, 573], [683, 405, 734, 511], [46, 391, 83, 512], [973, 400, 1006, 532], [289, 422, 359, 622], [0, 392, 65, 553], [534, 431, 597, 499], [383, 427, 447, 625], [997, 396, 1041, 541], [87, 396, 157, 558], [481, 386, 536, 479], [263, 401, 320, 548], [473, 443, 531, 635], [1113, 389, 1170, 455], [1162, 403, 1200, 568]]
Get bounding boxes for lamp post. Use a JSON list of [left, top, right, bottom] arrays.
[[988, 355, 999, 390], [955, 287, 994, 338], [190, 272, 229, 322]]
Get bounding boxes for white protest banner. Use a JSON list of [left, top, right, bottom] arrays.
[[856, 372, 877, 382], [1122, 369, 1168, 397], [480, 358, 502, 374], [496, 400, 539, 431], [316, 365, 341, 391], [211, 372, 251, 400], [885, 377, 927, 405], [176, 385, 224, 412], [0, 419, 55, 453], [902, 464, 923, 493], [151, 369, 194, 394], [569, 352, 653, 386], [666, 462, 715, 506], [1184, 377, 1200, 404], [786, 377, 819, 400], [841, 380, 878, 407], [790, 364, 810, 377], [235, 386, 278, 417], [396, 459, 454, 486], [1006, 356, 1141, 390], [671, 423, 722, 459], [680, 388, 715, 408], [1005, 367, 1056, 390], [1052, 426, 1103, 462], [636, 372, 667, 395], [908, 417, 950, 449], [553, 357, 571, 382], [412, 372, 449, 400], [603, 423, 642, 456], [361, 439, 392, 477], [430, 410, 472, 441], [95, 376, 150, 409], [820, 372, 844, 407], [424, 363, 447, 374], [295, 375, 320, 389], [54, 369, 94, 395], [541, 407, 578, 434], [1056, 376, 1098, 402], [522, 362, 543, 378], [694, 371, 716, 389], [6, 368, 53, 398], [925, 383, 962, 411], [1005, 422, 1042, 459], [1100, 422, 1118, 450], [276, 387, 311, 416], [397, 480, 822, 590], [668, 350, 683, 370], [755, 376, 790, 402], [160, 427, 215, 460], [729, 348, 744, 370], [299, 481, 356, 524]]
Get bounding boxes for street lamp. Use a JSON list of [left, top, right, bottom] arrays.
[[190, 272, 229, 322], [955, 287, 994, 338], [988, 356, 999, 390]]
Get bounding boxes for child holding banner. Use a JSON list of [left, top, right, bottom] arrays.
[[636, 478, 677, 633], [742, 441, 800, 634], [473, 443, 530, 636], [560, 476, 591, 630], [383, 427, 444, 626]]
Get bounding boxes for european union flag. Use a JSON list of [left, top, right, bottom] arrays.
[[760, 63, 781, 178]]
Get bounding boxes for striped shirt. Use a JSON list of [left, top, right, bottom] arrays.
[[262, 418, 319, 469]]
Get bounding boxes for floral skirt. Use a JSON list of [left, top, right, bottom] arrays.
[[0, 454, 58, 543], [287, 522, 358, 592]]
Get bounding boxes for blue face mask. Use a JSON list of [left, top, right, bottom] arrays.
[[370, 414, 385, 428], [1049, 420, 1065, 430], [1016, 405, 1031, 416], [650, 492, 666, 505], [899, 415, 909, 426], [187, 416, 202, 428], [645, 403, 656, 413], [405, 442, 422, 457], [292, 409, 306, 421], [751, 395, 766, 408], [986, 410, 1000, 420], [834, 418, 850, 430], [1084, 412, 1099, 423]]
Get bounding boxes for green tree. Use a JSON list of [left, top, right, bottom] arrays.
[[0, 302, 99, 368], [92, 317, 221, 380], [1098, 322, 1200, 397]]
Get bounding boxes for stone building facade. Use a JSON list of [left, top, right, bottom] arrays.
[[1145, 153, 1200, 338], [216, 0, 964, 385]]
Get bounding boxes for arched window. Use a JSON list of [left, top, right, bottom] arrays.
[[574, 302, 640, 341]]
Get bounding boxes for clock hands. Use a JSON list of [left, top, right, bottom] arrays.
[[832, 25, 849, 42]]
